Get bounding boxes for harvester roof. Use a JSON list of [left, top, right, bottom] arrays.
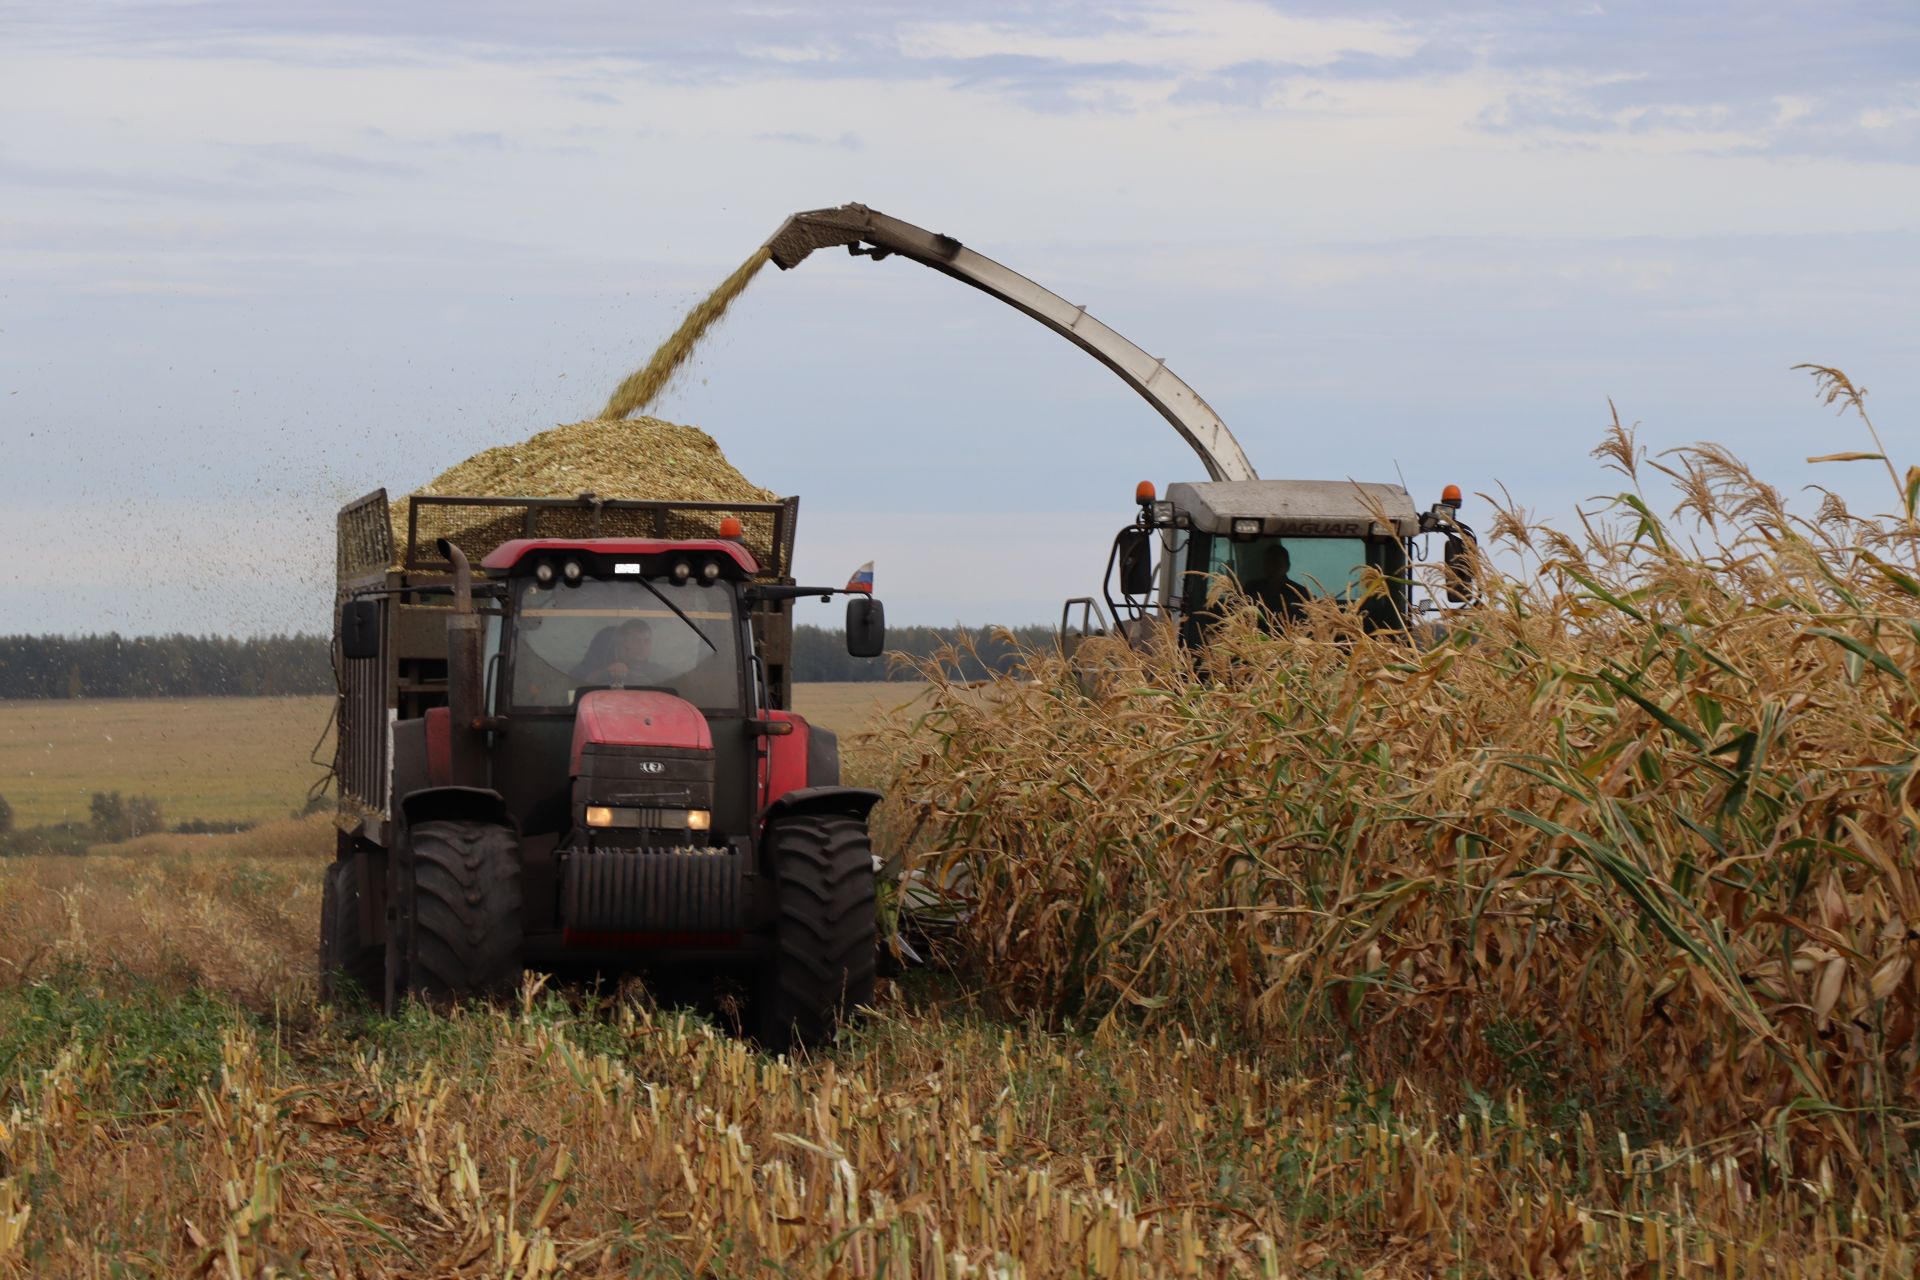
[[1166, 479, 1420, 539]]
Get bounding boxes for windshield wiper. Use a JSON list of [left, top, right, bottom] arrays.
[[633, 578, 718, 652]]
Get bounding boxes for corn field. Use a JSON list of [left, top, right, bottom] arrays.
[[885, 368, 1920, 1244]]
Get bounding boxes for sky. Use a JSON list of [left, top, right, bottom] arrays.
[[2, 0, 1917, 633]]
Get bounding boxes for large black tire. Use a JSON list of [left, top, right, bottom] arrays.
[[319, 858, 384, 1002], [385, 819, 524, 1014], [753, 814, 877, 1052]]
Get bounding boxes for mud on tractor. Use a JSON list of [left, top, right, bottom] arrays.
[[322, 491, 886, 1049]]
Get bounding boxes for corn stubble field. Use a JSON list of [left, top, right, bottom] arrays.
[[5, 372, 1920, 1275]]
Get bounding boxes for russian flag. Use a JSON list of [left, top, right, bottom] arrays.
[[845, 561, 874, 594]]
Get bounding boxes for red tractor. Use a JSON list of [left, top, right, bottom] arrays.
[[321, 490, 886, 1048]]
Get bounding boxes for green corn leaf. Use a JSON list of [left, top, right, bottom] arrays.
[[1617, 492, 1673, 551], [1858, 549, 1920, 599], [1501, 809, 1707, 962], [1553, 561, 1648, 622], [1596, 670, 1707, 750], [1806, 627, 1908, 683]]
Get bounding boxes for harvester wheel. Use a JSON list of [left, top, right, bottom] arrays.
[[386, 819, 523, 1014], [319, 858, 384, 1002], [753, 814, 877, 1051]]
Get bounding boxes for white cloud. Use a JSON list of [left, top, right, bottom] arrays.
[[1861, 98, 1920, 130], [897, 2, 1419, 71]]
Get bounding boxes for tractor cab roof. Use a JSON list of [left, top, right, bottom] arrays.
[[481, 538, 762, 578], [1166, 480, 1420, 539]]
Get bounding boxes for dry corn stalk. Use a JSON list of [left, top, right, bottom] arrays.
[[883, 372, 1920, 1191]]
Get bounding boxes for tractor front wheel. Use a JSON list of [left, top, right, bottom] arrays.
[[319, 857, 384, 1002], [385, 819, 524, 1014], [753, 813, 877, 1052]]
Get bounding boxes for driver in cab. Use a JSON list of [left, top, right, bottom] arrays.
[[576, 619, 669, 688], [1253, 544, 1309, 629]]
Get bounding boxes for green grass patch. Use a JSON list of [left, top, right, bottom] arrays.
[[0, 968, 252, 1114]]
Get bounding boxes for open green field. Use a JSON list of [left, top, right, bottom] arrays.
[[0, 696, 335, 828], [0, 684, 928, 829]]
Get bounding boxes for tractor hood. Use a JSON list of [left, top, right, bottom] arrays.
[[570, 690, 712, 773]]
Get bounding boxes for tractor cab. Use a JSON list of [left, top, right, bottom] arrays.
[[485, 535, 762, 714], [1062, 479, 1476, 651], [474, 533, 786, 854]]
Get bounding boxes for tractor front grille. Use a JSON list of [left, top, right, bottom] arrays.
[[560, 846, 748, 935], [574, 744, 714, 814]]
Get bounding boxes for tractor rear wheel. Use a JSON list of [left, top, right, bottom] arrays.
[[753, 813, 877, 1052], [319, 858, 384, 1002], [385, 819, 523, 1014]]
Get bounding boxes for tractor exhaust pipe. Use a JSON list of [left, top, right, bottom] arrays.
[[436, 539, 489, 789]]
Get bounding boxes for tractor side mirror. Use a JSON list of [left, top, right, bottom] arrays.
[[1444, 535, 1475, 604], [1116, 528, 1154, 597], [340, 599, 381, 660], [846, 596, 886, 658]]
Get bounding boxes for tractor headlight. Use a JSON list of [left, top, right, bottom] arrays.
[[700, 560, 720, 581], [584, 806, 710, 832], [1231, 517, 1261, 538], [672, 560, 691, 582], [534, 560, 556, 587], [562, 559, 583, 585]]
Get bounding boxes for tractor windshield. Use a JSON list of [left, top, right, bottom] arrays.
[[506, 578, 743, 713]]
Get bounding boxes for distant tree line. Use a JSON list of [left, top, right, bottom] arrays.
[[0, 625, 1057, 699], [0, 634, 332, 699]]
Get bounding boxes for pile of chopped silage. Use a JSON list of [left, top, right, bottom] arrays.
[[404, 416, 776, 507], [389, 415, 779, 552]]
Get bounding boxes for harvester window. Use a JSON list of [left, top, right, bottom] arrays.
[[507, 579, 742, 712], [1206, 536, 1368, 603]]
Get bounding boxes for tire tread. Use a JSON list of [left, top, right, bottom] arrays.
[[320, 859, 384, 1001], [395, 819, 523, 1009], [756, 814, 877, 1051]]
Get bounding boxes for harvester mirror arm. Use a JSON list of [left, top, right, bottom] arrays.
[[764, 203, 1260, 484], [1415, 506, 1481, 605]]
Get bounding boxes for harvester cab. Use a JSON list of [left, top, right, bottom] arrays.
[[324, 492, 887, 1049], [1062, 480, 1478, 651]]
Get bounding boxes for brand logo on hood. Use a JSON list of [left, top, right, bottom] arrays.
[[637, 760, 666, 774]]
